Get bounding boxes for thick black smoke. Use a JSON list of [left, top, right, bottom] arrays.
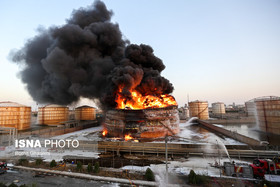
[[11, 0, 174, 109]]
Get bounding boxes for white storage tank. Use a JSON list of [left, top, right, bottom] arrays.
[[0, 101, 31, 130], [178, 107, 190, 120], [185, 107, 190, 118], [212, 102, 226, 114], [38, 104, 69, 126], [75, 105, 96, 121], [188, 100, 209, 120], [245, 101, 257, 117]]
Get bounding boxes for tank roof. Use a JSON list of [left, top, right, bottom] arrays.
[[41, 104, 68, 108], [76, 105, 95, 109], [212, 102, 224, 104], [246, 96, 280, 102], [189, 100, 208, 103], [0, 101, 29, 107]]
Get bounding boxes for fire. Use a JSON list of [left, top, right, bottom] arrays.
[[125, 134, 133, 141], [102, 129, 107, 136], [115, 88, 177, 109]]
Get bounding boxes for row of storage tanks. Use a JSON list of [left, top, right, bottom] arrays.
[[187, 101, 225, 120], [0, 102, 96, 130], [188, 97, 280, 135], [2, 96, 280, 134]]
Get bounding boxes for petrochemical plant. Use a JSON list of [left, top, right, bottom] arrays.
[[1, 96, 280, 186], [1, 96, 280, 142], [177, 96, 280, 136]]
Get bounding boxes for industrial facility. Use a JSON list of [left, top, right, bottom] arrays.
[[1, 98, 280, 186], [0, 1, 279, 185]]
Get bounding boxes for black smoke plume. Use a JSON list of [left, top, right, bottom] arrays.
[[11, 0, 174, 109]]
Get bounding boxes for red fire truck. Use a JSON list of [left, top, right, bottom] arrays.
[[0, 161, 7, 174], [224, 157, 280, 179], [250, 158, 280, 178]]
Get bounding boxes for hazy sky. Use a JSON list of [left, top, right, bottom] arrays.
[[0, 0, 279, 109]]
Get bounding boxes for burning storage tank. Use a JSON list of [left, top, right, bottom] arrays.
[[105, 106, 179, 138], [189, 100, 209, 120], [255, 96, 280, 135], [105, 93, 179, 139], [38, 104, 69, 126], [75, 105, 96, 121], [0, 101, 31, 130], [212, 102, 226, 114]]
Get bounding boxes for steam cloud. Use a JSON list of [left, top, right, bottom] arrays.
[[11, 0, 174, 109]]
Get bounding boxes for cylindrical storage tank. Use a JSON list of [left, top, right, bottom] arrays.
[[185, 107, 190, 118], [245, 101, 256, 117], [188, 100, 209, 120], [255, 97, 280, 135], [105, 106, 179, 138], [0, 101, 31, 130], [212, 102, 226, 114], [178, 107, 190, 120], [75, 105, 96, 121], [38, 104, 69, 126]]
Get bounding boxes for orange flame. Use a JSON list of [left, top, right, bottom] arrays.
[[115, 88, 177, 109], [125, 134, 133, 141], [102, 129, 107, 136]]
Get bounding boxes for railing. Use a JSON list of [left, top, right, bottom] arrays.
[[97, 141, 280, 159]]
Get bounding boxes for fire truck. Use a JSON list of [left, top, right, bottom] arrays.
[[250, 158, 280, 178], [224, 162, 253, 178], [224, 157, 280, 179], [0, 161, 7, 174]]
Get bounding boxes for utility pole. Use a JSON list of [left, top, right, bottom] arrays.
[[113, 148, 115, 168], [165, 136, 168, 184], [9, 129, 11, 146], [216, 140, 221, 177]]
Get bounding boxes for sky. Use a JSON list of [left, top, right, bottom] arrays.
[[0, 0, 279, 109]]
